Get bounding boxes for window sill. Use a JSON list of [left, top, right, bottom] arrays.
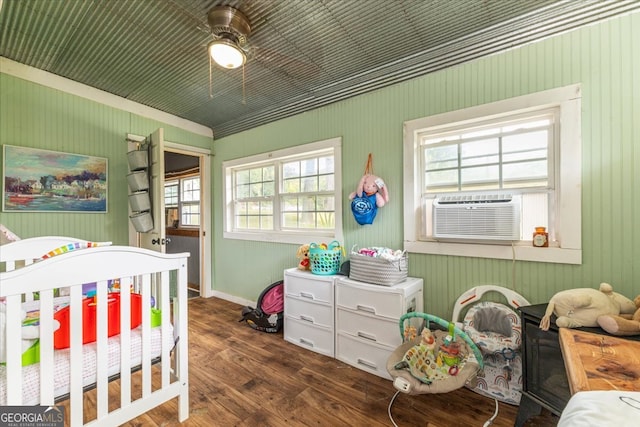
[[167, 228, 199, 238], [224, 230, 342, 246], [404, 240, 581, 265]]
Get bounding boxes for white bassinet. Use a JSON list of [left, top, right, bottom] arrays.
[[452, 285, 530, 405]]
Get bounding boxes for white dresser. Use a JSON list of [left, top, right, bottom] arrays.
[[334, 277, 423, 379], [283, 268, 340, 357]]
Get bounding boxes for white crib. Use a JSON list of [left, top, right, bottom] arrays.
[[0, 236, 190, 426]]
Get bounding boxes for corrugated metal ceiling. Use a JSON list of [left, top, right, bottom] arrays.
[[1, 0, 639, 138]]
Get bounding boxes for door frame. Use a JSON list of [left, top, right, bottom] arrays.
[[128, 134, 213, 298], [165, 141, 213, 298]]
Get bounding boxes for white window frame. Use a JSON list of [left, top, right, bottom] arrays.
[[403, 84, 582, 264], [164, 175, 201, 228], [223, 137, 343, 245], [180, 176, 201, 227], [164, 181, 179, 208]]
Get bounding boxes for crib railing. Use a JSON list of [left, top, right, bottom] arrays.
[[0, 245, 189, 426]]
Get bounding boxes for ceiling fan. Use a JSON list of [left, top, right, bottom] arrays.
[[204, 5, 316, 102], [205, 5, 252, 103], [206, 5, 251, 70]]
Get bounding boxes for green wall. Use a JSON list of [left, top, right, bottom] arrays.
[[212, 12, 640, 318], [2, 12, 639, 319], [0, 74, 212, 243]]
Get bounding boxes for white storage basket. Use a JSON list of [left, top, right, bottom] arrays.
[[127, 149, 149, 171], [130, 211, 153, 232], [349, 250, 408, 286], [127, 170, 149, 192], [128, 191, 151, 212]]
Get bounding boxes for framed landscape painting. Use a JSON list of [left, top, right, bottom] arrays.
[[2, 145, 108, 212]]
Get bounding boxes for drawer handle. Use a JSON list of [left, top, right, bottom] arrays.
[[356, 304, 376, 314], [299, 292, 314, 300], [357, 358, 377, 370], [299, 315, 314, 323], [357, 331, 377, 341], [299, 338, 314, 348]]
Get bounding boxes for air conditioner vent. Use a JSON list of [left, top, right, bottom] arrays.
[[433, 194, 520, 243], [435, 193, 513, 204]]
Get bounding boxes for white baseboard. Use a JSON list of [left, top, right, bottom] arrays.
[[209, 290, 256, 308]]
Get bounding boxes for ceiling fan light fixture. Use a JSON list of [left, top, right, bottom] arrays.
[[208, 38, 245, 69]]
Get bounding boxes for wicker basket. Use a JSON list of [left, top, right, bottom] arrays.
[[309, 241, 343, 275], [349, 249, 408, 286]]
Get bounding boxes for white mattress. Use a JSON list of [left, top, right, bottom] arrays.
[[558, 391, 640, 427], [0, 325, 169, 406]]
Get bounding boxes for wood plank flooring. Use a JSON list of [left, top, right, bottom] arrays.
[[73, 297, 560, 426]]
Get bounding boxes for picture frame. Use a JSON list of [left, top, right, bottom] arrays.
[[2, 145, 108, 212]]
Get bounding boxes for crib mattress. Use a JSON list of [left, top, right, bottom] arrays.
[[0, 325, 169, 406]]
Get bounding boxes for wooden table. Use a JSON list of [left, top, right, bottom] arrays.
[[559, 327, 640, 394]]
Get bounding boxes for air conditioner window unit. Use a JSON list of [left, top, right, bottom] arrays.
[[432, 194, 521, 243]]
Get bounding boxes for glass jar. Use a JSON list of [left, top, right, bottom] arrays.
[[532, 226, 549, 247]]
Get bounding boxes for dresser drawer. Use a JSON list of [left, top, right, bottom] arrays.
[[335, 308, 401, 348], [336, 285, 403, 320], [284, 272, 334, 305], [336, 277, 423, 320], [335, 332, 392, 380], [284, 317, 334, 357], [285, 296, 333, 328]]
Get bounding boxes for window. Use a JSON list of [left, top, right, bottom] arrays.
[[422, 113, 553, 193], [403, 85, 582, 264], [164, 176, 200, 227], [422, 111, 554, 241], [164, 183, 178, 207], [180, 177, 200, 226], [223, 138, 342, 244]]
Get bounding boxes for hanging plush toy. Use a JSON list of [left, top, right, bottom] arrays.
[[349, 153, 389, 225]]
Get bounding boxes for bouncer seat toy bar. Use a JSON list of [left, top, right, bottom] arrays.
[[397, 312, 484, 370]]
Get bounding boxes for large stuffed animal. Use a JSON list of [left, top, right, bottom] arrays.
[[539, 283, 636, 330], [597, 295, 640, 336]]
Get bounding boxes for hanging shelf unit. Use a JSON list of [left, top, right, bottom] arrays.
[[127, 145, 153, 233]]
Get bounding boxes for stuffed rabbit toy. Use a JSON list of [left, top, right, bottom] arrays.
[[349, 174, 389, 207]]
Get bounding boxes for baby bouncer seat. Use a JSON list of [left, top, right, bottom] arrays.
[[386, 312, 484, 396], [452, 285, 530, 405]]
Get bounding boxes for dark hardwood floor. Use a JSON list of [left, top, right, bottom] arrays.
[[108, 297, 558, 426]]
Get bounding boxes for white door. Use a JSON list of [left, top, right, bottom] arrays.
[[139, 128, 166, 253]]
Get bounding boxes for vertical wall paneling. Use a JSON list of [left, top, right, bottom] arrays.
[[0, 73, 212, 245], [210, 11, 640, 313], [3, 12, 640, 315]]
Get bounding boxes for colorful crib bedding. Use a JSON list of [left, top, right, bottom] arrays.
[[0, 324, 169, 405], [463, 301, 523, 405]]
